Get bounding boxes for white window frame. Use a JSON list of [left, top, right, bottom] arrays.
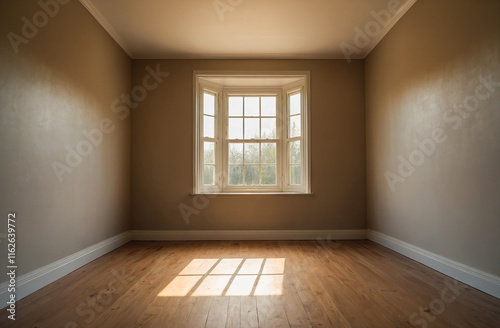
[[283, 81, 307, 193], [195, 80, 222, 193], [194, 71, 311, 194]]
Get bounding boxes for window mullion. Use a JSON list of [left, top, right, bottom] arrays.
[[281, 90, 288, 190], [219, 92, 226, 191]]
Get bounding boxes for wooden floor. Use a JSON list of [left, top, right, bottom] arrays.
[[2, 240, 500, 328]]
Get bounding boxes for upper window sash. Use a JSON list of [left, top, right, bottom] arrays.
[[223, 88, 282, 139]]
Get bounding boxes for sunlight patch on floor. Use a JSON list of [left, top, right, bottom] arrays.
[[226, 275, 258, 296], [158, 258, 285, 297], [157, 275, 202, 297], [192, 275, 232, 296]]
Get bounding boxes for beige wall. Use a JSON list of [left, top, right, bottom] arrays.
[[131, 59, 366, 230], [0, 0, 131, 280], [366, 0, 500, 276]]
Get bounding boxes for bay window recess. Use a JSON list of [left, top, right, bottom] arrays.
[[194, 72, 310, 194]]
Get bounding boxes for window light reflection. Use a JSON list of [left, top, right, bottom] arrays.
[[226, 275, 258, 296], [158, 258, 285, 297], [179, 258, 218, 275], [192, 275, 232, 296], [158, 276, 202, 297]]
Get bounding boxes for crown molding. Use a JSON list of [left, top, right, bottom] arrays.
[[362, 0, 418, 58], [79, 0, 134, 58]]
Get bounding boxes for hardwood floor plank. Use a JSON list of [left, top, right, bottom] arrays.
[[185, 297, 213, 328], [206, 296, 230, 328], [256, 295, 290, 328], [225, 296, 241, 328], [292, 271, 332, 328], [282, 273, 312, 327], [241, 296, 259, 328]]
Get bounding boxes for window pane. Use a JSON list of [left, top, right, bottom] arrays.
[[290, 141, 300, 164], [204, 93, 215, 115], [244, 97, 259, 116], [244, 166, 259, 185], [228, 143, 243, 165], [261, 143, 276, 164], [290, 165, 301, 185], [261, 166, 277, 185], [290, 93, 301, 115], [204, 115, 215, 138], [204, 165, 215, 185], [204, 142, 215, 164], [244, 118, 260, 139], [228, 118, 243, 139], [244, 143, 259, 164], [261, 118, 276, 139], [229, 166, 243, 185], [229, 97, 243, 116], [261, 97, 276, 116], [289, 115, 301, 138]]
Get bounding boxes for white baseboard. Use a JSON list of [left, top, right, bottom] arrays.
[[367, 230, 500, 299], [0, 231, 132, 306], [131, 229, 367, 241]]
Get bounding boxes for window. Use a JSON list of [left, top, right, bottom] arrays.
[[194, 72, 310, 194]]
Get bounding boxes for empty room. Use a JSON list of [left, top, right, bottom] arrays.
[[1, 0, 499, 327]]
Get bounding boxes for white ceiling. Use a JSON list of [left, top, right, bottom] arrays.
[[80, 0, 417, 59]]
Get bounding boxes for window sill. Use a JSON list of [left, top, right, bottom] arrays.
[[191, 192, 314, 196]]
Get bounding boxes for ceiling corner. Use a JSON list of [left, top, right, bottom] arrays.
[[79, 0, 135, 58], [361, 0, 418, 59]]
